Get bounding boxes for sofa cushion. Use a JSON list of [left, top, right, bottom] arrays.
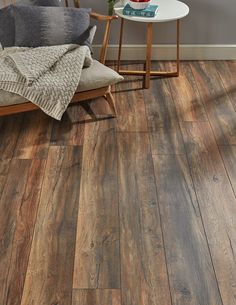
[[0, 6, 15, 48], [0, 59, 123, 107], [0, 90, 28, 106], [77, 60, 124, 92], [12, 5, 93, 48], [0, 1, 62, 48]]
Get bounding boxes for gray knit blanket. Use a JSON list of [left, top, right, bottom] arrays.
[[0, 44, 92, 120]]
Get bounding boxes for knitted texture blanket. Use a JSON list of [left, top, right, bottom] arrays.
[[0, 44, 92, 120]]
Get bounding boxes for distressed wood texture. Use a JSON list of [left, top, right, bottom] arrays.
[[117, 132, 171, 305], [115, 63, 148, 132], [1, 60, 236, 305], [0, 114, 23, 159], [190, 61, 236, 145], [181, 121, 236, 305], [0, 159, 45, 305], [0, 159, 11, 196], [51, 104, 86, 146], [219, 145, 236, 195], [144, 62, 185, 154], [166, 62, 207, 122], [72, 289, 121, 305], [13, 111, 52, 159], [73, 119, 120, 289], [20, 146, 82, 305], [153, 153, 222, 305], [215, 61, 236, 111]]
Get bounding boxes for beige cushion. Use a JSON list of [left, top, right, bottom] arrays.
[[0, 90, 28, 106], [0, 58, 123, 107], [77, 60, 123, 92]]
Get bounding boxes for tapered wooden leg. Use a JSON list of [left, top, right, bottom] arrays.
[[177, 19, 180, 76], [118, 20, 179, 80], [105, 89, 117, 117], [144, 22, 153, 89], [117, 18, 124, 72]]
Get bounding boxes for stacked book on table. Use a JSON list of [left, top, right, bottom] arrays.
[[123, 3, 159, 17]]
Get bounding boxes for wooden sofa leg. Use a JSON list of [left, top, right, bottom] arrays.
[[105, 91, 117, 117]]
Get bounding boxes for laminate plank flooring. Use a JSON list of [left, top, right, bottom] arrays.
[[144, 62, 185, 154], [72, 289, 121, 305], [0, 159, 45, 305], [190, 61, 236, 145], [0, 60, 236, 305], [117, 132, 171, 305], [13, 111, 52, 159], [0, 114, 23, 159], [115, 63, 149, 132], [181, 121, 236, 305], [0, 159, 10, 196], [73, 119, 120, 289], [165, 61, 207, 122], [20, 146, 82, 305], [215, 61, 236, 111], [219, 145, 236, 194], [153, 153, 222, 305], [51, 104, 86, 146]]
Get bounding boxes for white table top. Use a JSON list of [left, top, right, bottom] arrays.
[[114, 0, 189, 23]]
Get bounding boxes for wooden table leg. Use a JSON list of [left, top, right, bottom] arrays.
[[117, 18, 124, 72], [177, 19, 180, 76], [118, 20, 180, 81], [144, 22, 153, 89]]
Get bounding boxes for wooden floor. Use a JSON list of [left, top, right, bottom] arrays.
[[0, 61, 236, 305]]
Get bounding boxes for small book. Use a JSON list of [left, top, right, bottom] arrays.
[[123, 4, 159, 17]]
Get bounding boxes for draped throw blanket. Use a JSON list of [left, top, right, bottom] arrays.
[[0, 44, 92, 120]]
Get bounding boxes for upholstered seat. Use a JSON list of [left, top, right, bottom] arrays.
[[77, 60, 123, 92], [0, 58, 123, 107]]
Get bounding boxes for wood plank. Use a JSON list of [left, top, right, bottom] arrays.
[[153, 153, 222, 305], [51, 94, 116, 143], [0, 115, 24, 196], [144, 64, 179, 130], [117, 132, 171, 305], [115, 63, 149, 132], [13, 111, 52, 159], [0, 114, 23, 160], [0, 159, 11, 198], [190, 61, 236, 145], [181, 121, 236, 305], [20, 146, 82, 305], [144, 63, 185, 154], [0, 159, 45, 305], [150, 128, 185, 155], [51, 104, 86, 146], [72, 289, 121, 305], [73, 119, 120, 289], [219, 145, 236, 195], [215, 61, 236, 111], [82, 96, 116, 124], [166, 61, 207, 122]]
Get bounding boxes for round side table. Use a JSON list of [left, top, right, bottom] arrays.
[[114, 0, 189, 88]]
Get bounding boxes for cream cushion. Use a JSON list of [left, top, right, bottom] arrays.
[[77, 60, 123, 92], [0, 90, 28, 106], [0, 57, 123, 107]]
